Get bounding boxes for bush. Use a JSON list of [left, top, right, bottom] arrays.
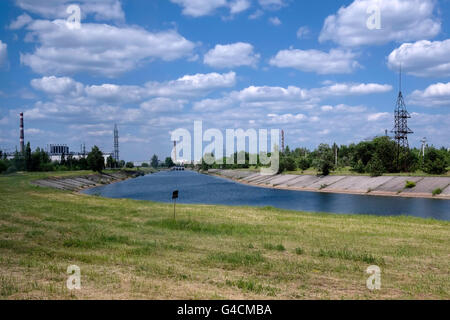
[[352, 159, 365, 173], [432, 188, 442, 196], [125, 162, 134, 168], [297, 157, 311, 171], [366, 155, 384, 177], [423, 148, 447, 175], [405, 181, 416, 189], [141, 162, 149, 167]]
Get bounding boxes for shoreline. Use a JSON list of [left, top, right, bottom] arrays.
[[206, 170, 450, 200], [31, 170, 146, 192]]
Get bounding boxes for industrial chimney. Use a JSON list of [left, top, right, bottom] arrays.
[[20, 112, 24, 153]]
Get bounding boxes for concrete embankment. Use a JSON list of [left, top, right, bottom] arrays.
[[31, 171, 145, 192], [208, 169, 450, 199]]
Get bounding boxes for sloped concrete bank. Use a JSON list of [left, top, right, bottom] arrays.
[[31, 170, 145, 192], [207, 169, 450, 200]]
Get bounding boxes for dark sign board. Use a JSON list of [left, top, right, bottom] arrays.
[[172, 190, 179, 200]]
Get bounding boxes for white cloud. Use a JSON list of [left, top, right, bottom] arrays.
[[20, 20, 196, 77], [26, 72, 236, 123], [368, 112, 390, 121], [387, 40, 450, 78], [296, 26, 310, 39], [9, 13, 33, 29], [229, 0, 251, 14], [319, 0, 441, 47], [314, 82, 392, 96], [269, 48, 360, 74], [258, 0, 286, 10], [140, 98, 185, 112], [31, 76, 84, 95], [268, 17, 281, 26], [267, 113, 307, 124], [204, 43, 260, 68], [409, 82, 450, 107], [170, 0, 227, 17], [321, 104, 367, 113], [146, 72, 236, 97], [0, 41, 7, 66], [14, 0, 125, 22]]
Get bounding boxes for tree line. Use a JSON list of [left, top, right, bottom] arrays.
[[199, 136, 449, 176], [0, 144, 117, 174]]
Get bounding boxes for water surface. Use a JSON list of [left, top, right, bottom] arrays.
[[83, 171, 450, 221]]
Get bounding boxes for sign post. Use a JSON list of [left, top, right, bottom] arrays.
[[172, 190, 178, 220]]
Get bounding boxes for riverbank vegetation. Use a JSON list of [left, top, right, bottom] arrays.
[[197, 136, 450, 177], [0, 171, 449, 299]]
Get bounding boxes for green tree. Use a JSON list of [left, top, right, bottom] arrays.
[[87, 146, 104, 172], [423, 148, 447, 174], [297, 157, 311, 171], [25, 142, 32, 171], [151, 154, 159, 168], [165, 157, 175, 168], [125, 162, 134, 168], [141, 162, 149, 167], [366, 154, 384, 177], [313, 144, 335, 176]]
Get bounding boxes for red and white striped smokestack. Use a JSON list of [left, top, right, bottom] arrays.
[[20, 112, 24, 153]]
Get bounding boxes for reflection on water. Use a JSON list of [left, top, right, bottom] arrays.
[[83, 170, 450, 221]]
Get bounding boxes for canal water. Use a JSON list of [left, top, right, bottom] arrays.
[[83, 170, 450, 221]]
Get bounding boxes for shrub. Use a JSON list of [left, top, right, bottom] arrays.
[[432, 188, 442, 196], [405, 181, 416, 189], [423, 148, 447, 174], [295, 247, 304, 255], [125, 162, 134, 168], [366, 155, 384, 177]]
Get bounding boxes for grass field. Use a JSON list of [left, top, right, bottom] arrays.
[[0, 171, 449, 299]]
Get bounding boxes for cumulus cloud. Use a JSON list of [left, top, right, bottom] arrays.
[[0, 41, 7, 66], [20, 19, 196, 77], [27, 72, 236, 122], [192, 81, 391, 114], [409, 82, 450, 107], [268, 17, 281, 26], [319, 0, 441, 47], [31, 76, 84, 95], [269, 48, 360, 74], [204, 43, 260, 68], [9, 13, 32, 29], [229, 0, 251, 14], [313, 82, 392, 96], [14, 0, 125, 22], [140, 98, 185, 112], [387, 39, 450, 78], [296, 26, 310, 39], [258, 0, 286, 10], [368, 112, 390, 121], [170, 0, 228, 17]]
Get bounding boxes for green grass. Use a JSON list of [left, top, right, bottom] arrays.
[[0, 171, 449, 299], [405, 181, 417, 189]]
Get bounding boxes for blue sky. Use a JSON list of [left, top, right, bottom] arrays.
[[0, 0, 449, 162]]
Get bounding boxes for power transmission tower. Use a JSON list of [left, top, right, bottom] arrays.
[[391, 67, 413, 171]]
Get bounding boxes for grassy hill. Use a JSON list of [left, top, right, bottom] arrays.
[[0, 171, 449, 299]]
